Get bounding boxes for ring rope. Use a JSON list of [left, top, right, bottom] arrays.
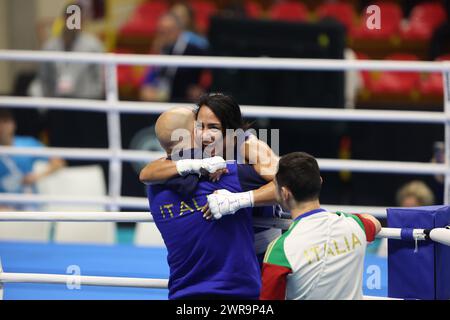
[[0, 195, 389, 218], [0, 96, 446, 124], [1, 211, 450, 246], [0, 146, 446, 175], [0, 268, 399, 300], [0, 50, 448, 72]]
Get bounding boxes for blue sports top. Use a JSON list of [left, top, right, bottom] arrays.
[[147, 160, 268, 299], [0, 136, 46, 193]]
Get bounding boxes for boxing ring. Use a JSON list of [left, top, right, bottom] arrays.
[[0, 50, 450, 299]]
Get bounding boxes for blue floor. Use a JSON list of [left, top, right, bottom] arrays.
[[0, 241, 387, 300]]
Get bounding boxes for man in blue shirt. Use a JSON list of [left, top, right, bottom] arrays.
[[143, 107, 275, 299], [139, 13, 205, 103], [0, 109, 65, 209]]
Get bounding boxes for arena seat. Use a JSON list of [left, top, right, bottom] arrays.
[[245, 0, 263, 19], [34, 163, 116, 245], [316, 2, 356, 32], [190, 0, 218, 34], [134, 222, 165, 247], [0, 161, 54, 242], [351, 2, 402, 39], [355, 52, 372, 89], [367, 53, 421, 94], [401, 2, 447, 40], [119, 1, 169, 36], [0, 219, 51, 242], [117, 64, 133, 87], [199, 69, 213, 90], [115, 48, 147, 90], [419, 54, 450, 95], [269, 1, 308, 22]]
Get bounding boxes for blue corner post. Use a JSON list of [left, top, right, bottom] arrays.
[[387, 205, 450, 300]]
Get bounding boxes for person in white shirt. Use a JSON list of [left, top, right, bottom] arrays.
[[260, 152, 381, 300]]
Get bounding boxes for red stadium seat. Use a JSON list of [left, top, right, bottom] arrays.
[[367, 53, 421, 94], [316, 2, 356, 32], [401, 2, 448, 40], [269, 1, 308, 22], [117, 65, 147, 89], [419, 54, 450, 95], [355, 52, 372, 89], [351, 2, 402, 39], [436, 54, 450, 61], [245, 0, 262, 19], [117, 65, 133, 87], [115, 49, 147, 89], [119, 1, 169, 36], [115, 49, 133, 87], [136, 1, 168, 15], [199, 70, 213, 90], [190, 0, 218, 34]]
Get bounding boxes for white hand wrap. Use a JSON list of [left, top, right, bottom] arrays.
[[206, 189, 254, 220], [176, 156, 226, 176], [200, 156, 227, 173]]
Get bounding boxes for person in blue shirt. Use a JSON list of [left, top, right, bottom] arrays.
[[139, 13, 205, 103], [143, 107, 277, 299], [0, 109, 65, 210], [170, 2, 209, 51]]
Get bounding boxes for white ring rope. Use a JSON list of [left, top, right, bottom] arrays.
[[1, 211, 450, 246], [0, 194, 148, 209], [0, 145, 447, 175], [0, 50, 449, 72], [0, 96, 446, 124], [0, 194, 389, 218], [0, 267, 398, 300], [0, 272, 168, 289]]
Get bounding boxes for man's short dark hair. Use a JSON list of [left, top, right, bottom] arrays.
[[0, 109, 13, 121], [276, 152, 322, 202]]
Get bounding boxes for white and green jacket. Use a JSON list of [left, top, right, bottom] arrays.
[[260, 209, 376, 300]]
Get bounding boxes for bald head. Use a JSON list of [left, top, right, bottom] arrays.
[[155, 107, 195, 154]]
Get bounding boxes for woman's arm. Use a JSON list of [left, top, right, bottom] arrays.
[[243, 136, 280, 206], [252, 181, 277, 207], [243, 136, 280, 182]]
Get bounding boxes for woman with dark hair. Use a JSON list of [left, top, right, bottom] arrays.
[[140, 93, 281, 263], [140, 92, 279, 192], [195, 93, 254, 164]]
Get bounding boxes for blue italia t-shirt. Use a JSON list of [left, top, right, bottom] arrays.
[[147, 161, 269, 299], [0, 136, 46, 193]]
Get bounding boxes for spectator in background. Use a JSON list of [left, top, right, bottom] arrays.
[[37, 4, 104, 100], [171, 2, 209, 50], [396, 180, 435, 207], [0, 109, 65, 210], [140, 13, 206, 103], [32, 3, 108, 154], [378, 180, 435, 258]]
